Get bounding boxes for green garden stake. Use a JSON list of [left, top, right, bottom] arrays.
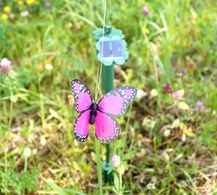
[[101, 62, 114, 184], [93, 25, 128, 184]]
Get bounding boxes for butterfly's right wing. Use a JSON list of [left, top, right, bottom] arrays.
[[94, 111, 120, 144], [71, 79, 92, 112], [74, 110, 90, 142]]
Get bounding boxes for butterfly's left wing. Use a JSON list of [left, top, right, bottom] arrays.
[[98, 86, 137, 116], [94, 111, 120, 144]]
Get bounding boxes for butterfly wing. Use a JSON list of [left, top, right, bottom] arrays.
[[71, 79, 92, 142], [71, 79, 92, 112], [98, 86, 137, 116], [95, 111, 120, 144], [74, 110, 90, 142]]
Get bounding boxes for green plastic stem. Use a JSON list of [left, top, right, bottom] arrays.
[[102, 63, 114, 184], [102, 64, 114, 92]]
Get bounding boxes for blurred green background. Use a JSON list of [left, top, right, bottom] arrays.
[[0, 0, 217, 194]]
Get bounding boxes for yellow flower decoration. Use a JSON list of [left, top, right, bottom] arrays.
[[18, 0, 24, 5], [26, 0, 36, 5], [2, 14, 8, 20], [3, 6, 11, 12]]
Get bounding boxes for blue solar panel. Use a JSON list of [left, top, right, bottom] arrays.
[[111, 41, 122, 58], [99, 41, 123, 60], [100, 41, 111, 58]]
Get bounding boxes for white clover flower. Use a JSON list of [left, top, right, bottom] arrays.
[[45, 64, 53, 70], [20, 11, 29, 17], [111, 155, 120, 167]]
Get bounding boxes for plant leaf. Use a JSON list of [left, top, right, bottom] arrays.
[[177, 101, 189, 110], [40, 177, 68, 195]]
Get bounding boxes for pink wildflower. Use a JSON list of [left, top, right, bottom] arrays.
[[0, 58, 12, 75], [142, 6, 150, 16], [172, 90, 181, 100], [45, 2, 52, 9]]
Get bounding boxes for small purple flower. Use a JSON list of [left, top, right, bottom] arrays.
[[0, 58, 12, 74], [178, 68, 187, 77], [142, 6, 150, 16], [45, 2, 52, 9], [111, 155, 120, 167], [162, 83, 173, 95], [194, 101, 205, 111]]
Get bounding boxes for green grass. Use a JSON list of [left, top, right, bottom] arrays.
[[1, 0, 217, 194]]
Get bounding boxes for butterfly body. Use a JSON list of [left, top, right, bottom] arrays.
[[71, 79, 137, 144], [89, 103, 98, 125]]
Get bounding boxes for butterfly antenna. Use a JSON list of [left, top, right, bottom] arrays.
[[94, 0, 107, 101]]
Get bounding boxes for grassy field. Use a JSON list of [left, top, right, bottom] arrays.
[[1, 0, 217, 194]]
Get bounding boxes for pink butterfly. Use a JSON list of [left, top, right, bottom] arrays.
[[71, 79, 137, 144]]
